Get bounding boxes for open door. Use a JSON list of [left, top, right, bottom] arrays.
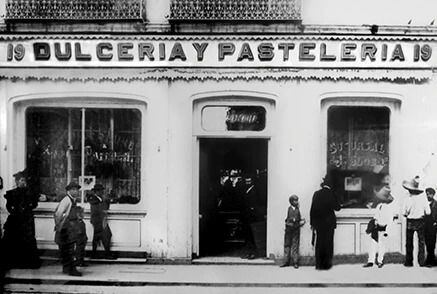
[[199, 138, 267, 258]]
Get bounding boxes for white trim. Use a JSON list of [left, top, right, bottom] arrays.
[[192, 91, 276, 138], [8, 91, 148, 213], [320, 92, 402, 218], [191, 90, 275, 258]]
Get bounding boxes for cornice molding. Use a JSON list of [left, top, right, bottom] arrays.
[[0, 68, 431, 82]]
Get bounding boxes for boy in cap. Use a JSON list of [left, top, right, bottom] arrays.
[[87, 184, 115, 259], [280, 195, 305, 268], [402, 176, 431, 267], [424, 187, 437, 266], [54, 182, 87, 276]]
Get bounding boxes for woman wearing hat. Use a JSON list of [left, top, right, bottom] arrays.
[[1, 171, 41, 269], [402, 176, 431, 267]]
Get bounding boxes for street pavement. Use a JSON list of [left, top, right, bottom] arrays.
[[3, 259, 437, 294]]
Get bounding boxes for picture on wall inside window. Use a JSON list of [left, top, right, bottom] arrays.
[[79, 175, 96, 191], [26, 107, 142, 204], [327, 106, 390, 208], [344, 176, 362, 192]]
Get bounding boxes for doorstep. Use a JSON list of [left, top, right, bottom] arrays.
[[192, 256, 275, 265]]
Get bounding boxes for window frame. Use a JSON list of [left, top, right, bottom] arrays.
[[320, 92, 402, 216], [11, 95, 147, 211]]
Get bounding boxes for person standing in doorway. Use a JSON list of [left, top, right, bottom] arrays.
[[402, 176, 430, 267], [280, 195, 305, 268], [240, 176, 258, 259], [310, 174, 341, 270], [87, 183, 116, 259], [424, 187, 437, 267], [54, 182, 87, 276], [1, 170, 41, 269]]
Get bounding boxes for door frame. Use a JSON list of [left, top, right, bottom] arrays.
[[192, 136, 271, 257]]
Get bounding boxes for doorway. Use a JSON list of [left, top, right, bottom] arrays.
[[199, 138, 268, 258]]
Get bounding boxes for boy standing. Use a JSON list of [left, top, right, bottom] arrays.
[[424, 187, 437, 266], [87, 184, 115, 259], [280, 195, 305, 268]]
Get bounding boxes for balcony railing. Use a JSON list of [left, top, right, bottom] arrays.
[[169, 0, 301, 21], [5, 0, 143, 21]]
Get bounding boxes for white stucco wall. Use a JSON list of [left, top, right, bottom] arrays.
[[2, 71, 437, 258]]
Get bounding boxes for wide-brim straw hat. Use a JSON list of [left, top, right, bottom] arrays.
[[402, 176, 424, 194]]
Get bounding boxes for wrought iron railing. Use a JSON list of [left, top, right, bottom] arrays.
[[169, 0, 301, 21], [5, 0, 143, 21]]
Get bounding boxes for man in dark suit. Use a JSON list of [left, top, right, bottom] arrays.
[[424, 187, 437, 266], [310, 174, 341, 270]]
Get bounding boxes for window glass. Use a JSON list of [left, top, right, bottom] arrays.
[[26, 107, 141, 204], [202, 106, 266, 131], [327, 106, 390, 208]]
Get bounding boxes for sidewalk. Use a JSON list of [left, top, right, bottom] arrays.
[[4, 259, 437, 288]]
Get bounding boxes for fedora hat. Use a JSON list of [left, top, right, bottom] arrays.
[[402, 176, 424, 195], [65, 182, 81, 191], [13, 170, 27, 180]]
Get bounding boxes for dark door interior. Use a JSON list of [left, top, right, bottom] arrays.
[[199, 138, 267, 257]]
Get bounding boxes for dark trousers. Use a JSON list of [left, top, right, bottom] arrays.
[[315, 227, 335, 269], [283, 227, 300, 265], [92, 224, 112, 253], [58, 220, 87, 270], [405, 219, 425, 266], [424, 223, 436, 265]]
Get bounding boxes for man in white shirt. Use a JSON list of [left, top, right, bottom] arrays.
[[402, 176, 431, 267], [363, 178, 397, 268]]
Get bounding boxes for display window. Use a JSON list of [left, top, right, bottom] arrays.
[[26, 107, 141, 204], [327, 106, 390, 208]]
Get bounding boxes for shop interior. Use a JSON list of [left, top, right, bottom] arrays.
[[198, 138, 267, 258]]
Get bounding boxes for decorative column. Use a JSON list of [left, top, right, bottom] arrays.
[[145, 0, 171, 31]]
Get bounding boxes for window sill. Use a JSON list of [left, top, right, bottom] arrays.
[[34, 206, 147, 217], [336, 208, 374, 219]]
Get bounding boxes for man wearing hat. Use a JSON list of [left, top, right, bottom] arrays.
[[310, 174, 341, 270], [54, 182, 87, 276], [402, 176, 431, 267], [87, 183, 115, 259], [363, 177, 397, 268]]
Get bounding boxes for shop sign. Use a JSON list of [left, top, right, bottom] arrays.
[[1, 38, 435, 68], [202, 106, 266, 131]]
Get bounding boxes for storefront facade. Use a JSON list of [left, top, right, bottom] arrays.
[[1, 0, 437, 261]]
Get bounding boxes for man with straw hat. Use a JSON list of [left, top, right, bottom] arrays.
[[402, 176, 431, 267]]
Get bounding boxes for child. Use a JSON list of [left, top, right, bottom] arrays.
[[87, 184, 116, 259], [280, 195, 305, 268], [424, 187, 437, 266]]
